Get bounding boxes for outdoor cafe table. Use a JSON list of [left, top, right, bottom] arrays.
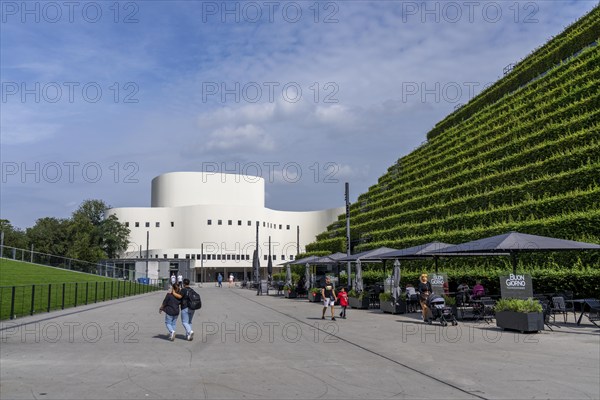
[[566, 298, 599, 325]]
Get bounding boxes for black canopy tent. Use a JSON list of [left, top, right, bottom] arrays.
[[310, 252, 349, 287], [375, 241, 455, 273], [430, 231, 600, 274], [339, 247, 398, 291]]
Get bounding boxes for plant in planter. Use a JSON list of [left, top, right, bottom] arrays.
[[443, 295, 458, 316], [379, 292, 407, 314], [283, 285, 297, 298], [495, 298, 544, 333], [348, 289, 369, 309], [308, 287, 322, 302]]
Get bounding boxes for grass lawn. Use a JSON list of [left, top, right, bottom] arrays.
[[0, 258, 114, 286], [0, 258, 159, 320]]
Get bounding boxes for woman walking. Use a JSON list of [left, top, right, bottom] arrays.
[[159, 284, 181, 341]]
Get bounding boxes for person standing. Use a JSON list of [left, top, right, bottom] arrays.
[[177, 272, 183, 289], [418, 274, 433, 324], [228, 273, 234, 288], [159, 284, 181, 341], [179, 279, 196, 341], [338, 287, 349, 319], [170, 273, 176, 286], [321, 276, 337, 321], [217, 273, 223, 288]]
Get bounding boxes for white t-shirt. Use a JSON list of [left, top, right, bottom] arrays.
[[171, 275, 176, 284], [177, 274, 183, 283], [229, 274, 234, 282]]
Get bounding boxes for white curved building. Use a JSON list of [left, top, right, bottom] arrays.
[[107, 172, 344, 282]]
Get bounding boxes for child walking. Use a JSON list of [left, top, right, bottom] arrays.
[[338, 287, 349, 319]]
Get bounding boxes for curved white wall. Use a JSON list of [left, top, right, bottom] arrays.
[[151, 172, 264, 208], [107, 172, 343, 269]]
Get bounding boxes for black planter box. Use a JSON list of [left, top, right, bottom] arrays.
[[496, 311, 544, 333], [380, 300, 407, 314], [308, 291, 322, 302], [284, 290, 297, 299], [349, 296, 369, 309]]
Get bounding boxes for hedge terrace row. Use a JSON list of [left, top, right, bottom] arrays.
[[307, 8, 600, 271]]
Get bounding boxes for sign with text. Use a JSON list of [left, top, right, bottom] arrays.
[[430, 273, 449, 295], [499, 274, 533, 299]]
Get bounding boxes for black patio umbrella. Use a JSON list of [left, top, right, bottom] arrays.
[[376, 242, 455, 273], [430, 231, 600, 274], [267, 236, 273, 281], [252, 249, 260, 285]]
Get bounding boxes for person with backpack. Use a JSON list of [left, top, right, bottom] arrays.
[[180, 278, 202, 341], [159, 284, 181, 341]]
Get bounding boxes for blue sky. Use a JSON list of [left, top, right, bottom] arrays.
[[1, 0, 597, 229]]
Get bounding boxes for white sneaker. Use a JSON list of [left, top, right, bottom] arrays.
[[187, 331, 194, 341], [169, 331, 175, 341]]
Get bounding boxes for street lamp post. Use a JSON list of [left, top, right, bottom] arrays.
[[145, 231, 149, 279]]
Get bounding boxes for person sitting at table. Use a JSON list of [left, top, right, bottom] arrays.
[[457, 281, 470, 293], [456, 281, 470, 305], [471, 281, 485, 300]]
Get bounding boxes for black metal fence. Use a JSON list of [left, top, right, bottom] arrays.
[[0, 280, 160, 320], [0, 245, 164, 283]]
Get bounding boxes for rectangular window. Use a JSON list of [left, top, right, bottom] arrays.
[[163, 254, 167, 259], [263, 222, 265, 227], [125, 222, 129, 227], [174, 254, 179, 259], [281, 255, 285, 260], [218, 220, 222, 225], [263, 255, 267, 261], [217, 255, 221, 260], [155, 254, 158, 258], [286, 225, 290, 230], [236, 255, 240, 260], [212, 254, 216, 260], [197, 254, 201, 259], [273, 255, 277, 261], [290, 255, 295, 260], [228, 220, 232, 225], [238, 220, 242, 226], [185, 254, 190, 259], [208, 220, 212, 225], [279, 224, 282, 229], [145, 222, 150, 227], [171, 221, 175, 227], [246, 255, 250, 261], [247, 220, 252, 226], [155, 222, 160, 228], [135, 222, 139, 227]]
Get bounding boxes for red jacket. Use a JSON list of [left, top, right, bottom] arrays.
[[338, 292, 349, 306]]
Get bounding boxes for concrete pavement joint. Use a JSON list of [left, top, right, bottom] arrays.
[[230, 290, 489, 400]]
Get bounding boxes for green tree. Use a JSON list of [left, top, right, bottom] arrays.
[[101, 214, 130, 259], [69, 200, 129, 261], [0, 219, 29, 249], [26, 217, 70, 256]]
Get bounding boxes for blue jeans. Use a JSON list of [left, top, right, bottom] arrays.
[[165, 314, 177, 334], [181, 308, 195, 335]]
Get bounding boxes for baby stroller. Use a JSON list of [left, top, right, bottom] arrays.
[[427, 293, 458, 326]]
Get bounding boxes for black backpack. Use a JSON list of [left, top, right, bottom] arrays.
[[186, 288, 202, 310]]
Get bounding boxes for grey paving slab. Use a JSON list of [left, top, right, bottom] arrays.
[[1, 286, 599, 400]]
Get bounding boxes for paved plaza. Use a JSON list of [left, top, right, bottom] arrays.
[[1, 285, 599, 400]]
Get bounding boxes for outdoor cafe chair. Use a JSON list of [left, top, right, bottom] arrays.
[[586, 299, 600, 328], [551, 296, 572, 323]]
